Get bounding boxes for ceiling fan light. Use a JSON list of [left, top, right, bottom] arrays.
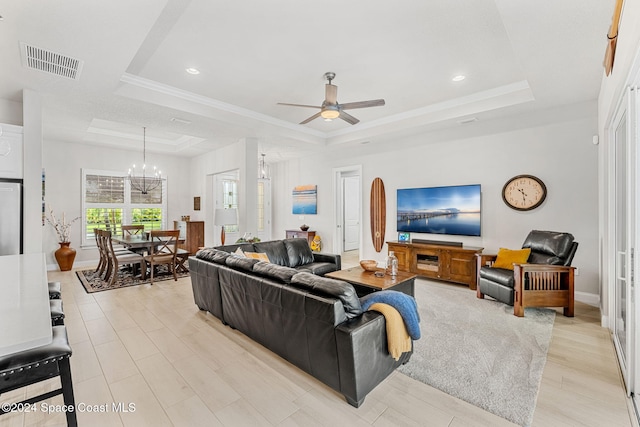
[[320, 109, 340, 119]]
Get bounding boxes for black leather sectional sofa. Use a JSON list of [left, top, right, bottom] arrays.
[[189, 238, 412, 407]]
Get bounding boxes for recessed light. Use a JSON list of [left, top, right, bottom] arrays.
[[452, 75, 466, 82], [185, 67, 200, 75]]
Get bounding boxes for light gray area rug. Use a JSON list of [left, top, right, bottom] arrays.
[[398, 279, 555, 427]]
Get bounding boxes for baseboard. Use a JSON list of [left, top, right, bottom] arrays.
[[575, 290, 600, 307], [47, 259, 96, 271]]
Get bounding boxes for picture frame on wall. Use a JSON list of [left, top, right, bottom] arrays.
[[292, 184, 317, 214]]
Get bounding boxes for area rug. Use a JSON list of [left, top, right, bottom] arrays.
[[76, 266, 189, 293], [398, 279, 555, 427]]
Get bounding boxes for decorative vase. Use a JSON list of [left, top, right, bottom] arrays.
[[300, 224, 309, 231], [55, 242, 77, 271]]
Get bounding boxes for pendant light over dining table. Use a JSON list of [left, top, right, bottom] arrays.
[[128, 127, 162, 194]]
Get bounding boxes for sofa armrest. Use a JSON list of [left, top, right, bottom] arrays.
[[313, 252, 341, 270], [335, 311, 411, 407]]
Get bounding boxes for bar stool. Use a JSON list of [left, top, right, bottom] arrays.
[[50, 299, 65, 326], [0, 326, 77, 426], [48, 281, 61, 299]]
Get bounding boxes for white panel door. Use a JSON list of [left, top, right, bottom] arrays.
[[343, 176, 360, 251]]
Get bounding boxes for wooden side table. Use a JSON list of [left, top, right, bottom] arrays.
[[286, 229, 316, 245]]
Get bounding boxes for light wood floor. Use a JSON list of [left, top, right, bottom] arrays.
[[2, 258, 635, 426]]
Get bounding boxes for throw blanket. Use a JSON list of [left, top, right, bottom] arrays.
[[368, 303, 411, 361], [360, 290, 421, 339]]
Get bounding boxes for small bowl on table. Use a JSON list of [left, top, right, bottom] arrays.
[[360, 260, 378, 272]]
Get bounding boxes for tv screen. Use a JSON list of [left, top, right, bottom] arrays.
[[397, 184, 481, 236]]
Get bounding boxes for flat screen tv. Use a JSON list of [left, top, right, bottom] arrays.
[[397, 184, 481, 236]]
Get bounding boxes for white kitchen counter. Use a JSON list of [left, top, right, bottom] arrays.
[[0, 253, 52, 357]]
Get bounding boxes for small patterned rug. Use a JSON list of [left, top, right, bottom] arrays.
[[76, 265, 189, 293]]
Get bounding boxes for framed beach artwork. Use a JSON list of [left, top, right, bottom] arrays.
[[292, 185, 317, 214]]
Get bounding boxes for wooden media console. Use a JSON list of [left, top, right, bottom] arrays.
[[387, 241, 483, 289]]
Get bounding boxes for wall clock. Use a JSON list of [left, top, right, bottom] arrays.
[[502, 174, 547, 211]]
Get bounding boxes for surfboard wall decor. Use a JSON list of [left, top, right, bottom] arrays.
[[370, 177, 386, 252]]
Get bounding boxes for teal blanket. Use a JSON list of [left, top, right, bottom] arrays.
[[360, 290, 421, 340]]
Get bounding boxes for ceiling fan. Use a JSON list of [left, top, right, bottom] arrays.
[[277, 72, 385, 125]]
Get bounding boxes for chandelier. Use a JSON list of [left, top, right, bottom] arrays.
[[128, 127, 162, 194], [258, 153, 270, 180]]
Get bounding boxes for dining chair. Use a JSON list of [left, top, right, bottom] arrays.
[[144, 230, 180, 284], [122, 224, 145, 236], [94, 229, 130, 278], [102, 229, 147, 286]]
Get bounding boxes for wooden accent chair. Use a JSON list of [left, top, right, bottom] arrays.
[[476, 230, 578, 317], [144, 230, 180, 284]]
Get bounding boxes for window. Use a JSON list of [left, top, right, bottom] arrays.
[[222, 178, 239, 232], [257, 180, 265, 232], [82, 169, 167, 247]]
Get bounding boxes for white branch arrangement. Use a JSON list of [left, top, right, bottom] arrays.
[[46, 206, 81, 243]]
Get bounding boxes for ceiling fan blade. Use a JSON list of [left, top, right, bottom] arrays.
[[277, 102, 321, 109], [339, 110, 360, 125], [325, 84, 338, 105], [339, 99, 385, 110], [300, 112, 322, 124]]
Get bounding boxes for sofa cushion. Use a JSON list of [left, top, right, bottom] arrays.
[[196, 248, 230, 265], [295, 262, 338, 276], [283, 238, 314, 267], [226, 256, 260, 272], [215, 243, 256, 253], [291, 272, 362, 319], [253, 261, 298, 284], [253, 241, 290, 266]]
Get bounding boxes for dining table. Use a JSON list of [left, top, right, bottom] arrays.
[[112, 234, 158, 255], [0, 253, 52, 357]]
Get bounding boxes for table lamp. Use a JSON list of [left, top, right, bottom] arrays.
[[214, 208, 238, 245]]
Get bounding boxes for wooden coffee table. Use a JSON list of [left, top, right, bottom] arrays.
[[326, 267, 417, 297]]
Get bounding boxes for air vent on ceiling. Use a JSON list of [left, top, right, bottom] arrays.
[[20, 42, 83, 80]]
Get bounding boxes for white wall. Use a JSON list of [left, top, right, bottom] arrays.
[[272, 112, 600, 297], [597, 1, 640, 319], [189, 138, 258, 247], [42, 139, 191, 268]]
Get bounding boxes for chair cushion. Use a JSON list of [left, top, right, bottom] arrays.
[[492, 248, 531, 270], [522, 230, 575, 262], [48, 281, 61, 299], [283, 238, 314, 267], [49, 299, 64, 320], [291, 272, 362, 319], [253, 241, 290, 266], [0, 326, 71, 374], [479, 266, 515, 288]]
